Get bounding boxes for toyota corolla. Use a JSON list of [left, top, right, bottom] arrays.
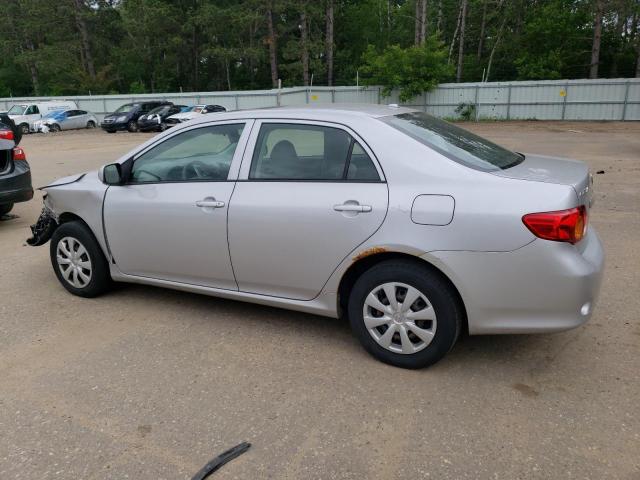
[[27, 105, 604, 368]]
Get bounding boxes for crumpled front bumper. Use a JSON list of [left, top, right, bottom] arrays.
[[27, 204, 58, 246]]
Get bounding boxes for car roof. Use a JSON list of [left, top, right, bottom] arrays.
[[187, 103, 417, 125]]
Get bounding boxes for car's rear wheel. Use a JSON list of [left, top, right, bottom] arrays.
[[19, 123, 29, 134], [127, 120, 138, 132], [50, 124, 61, 132], [50, 221, 112, 297], [0, 203, 14, 216], [347, 259, 462, 369], [86, 120, 96, 128]]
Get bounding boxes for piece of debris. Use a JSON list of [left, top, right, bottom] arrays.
[[191, 442, 251, 480], [596, 170, 605, 174], [0, 213, 19, 222]]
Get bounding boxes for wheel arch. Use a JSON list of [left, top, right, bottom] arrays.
[[337, 251, 468, 335]]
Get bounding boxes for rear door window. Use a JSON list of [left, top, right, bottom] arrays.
[[249, 123, 380, 181]]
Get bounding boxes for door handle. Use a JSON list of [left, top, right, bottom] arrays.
[[196, 199, 225, 208], [333, 203, 372, 213]]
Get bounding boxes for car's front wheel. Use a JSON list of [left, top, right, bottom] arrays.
[[86, 120, 96, 128], [127, 120, 138, 132], [348, 259, 462, 369], [50, 221, 112, 297]]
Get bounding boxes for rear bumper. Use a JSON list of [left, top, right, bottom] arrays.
[[426, 227, 605, 334], [0, 164, 33, 205]]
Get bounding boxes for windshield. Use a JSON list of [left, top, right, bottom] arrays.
[[8, 105, 26, 115], [114, 104, 137, 114], [382, 112, 523, 171], [148, 105, 170, 115], [191, 106, 204, 113], [43, 111, 66, 119]]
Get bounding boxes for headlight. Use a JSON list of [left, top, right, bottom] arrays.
[[116, 115, 127, 122]]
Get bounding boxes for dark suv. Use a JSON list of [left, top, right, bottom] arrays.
[[0, 114, 32, 216], [101, 101, 172, 133]]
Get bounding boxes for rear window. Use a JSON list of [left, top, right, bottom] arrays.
[[382, 112, 523, 171]]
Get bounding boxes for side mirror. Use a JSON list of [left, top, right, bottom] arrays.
[[101, 163, 123, 185]]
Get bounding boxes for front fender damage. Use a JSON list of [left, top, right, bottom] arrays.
[[26, 205, 58, 246]]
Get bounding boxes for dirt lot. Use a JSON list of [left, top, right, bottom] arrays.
[[1, 122, 639, 479]]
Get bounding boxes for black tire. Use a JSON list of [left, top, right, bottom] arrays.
[[19, 123, 29, 134], [105, 130, 116, 134], [347, 259, 462, 369], [86, 120, 96, 128], [50, 124, 61, 132], [50, 221, 112, 297], [0, 203, 14, 216], [127, 120, 138, 132]]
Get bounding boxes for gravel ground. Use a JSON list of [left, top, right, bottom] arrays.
[[1, 122, 638, 479]]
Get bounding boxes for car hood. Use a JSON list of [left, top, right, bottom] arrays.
[[491, 153, 592, 206], [41, 173, 87, 189]]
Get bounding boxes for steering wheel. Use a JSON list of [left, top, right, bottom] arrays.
[[182, 160, 220, 180]]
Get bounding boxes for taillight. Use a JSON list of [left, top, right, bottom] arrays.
[[0, 129, 14, 140], [522, 206, 587, 244], [13, 146, 26, 161]]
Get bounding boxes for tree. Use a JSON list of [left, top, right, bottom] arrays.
[[360, 36, 453, 101], [456, 0, 468, 82], [590, 0, 605, 78], [325, 0, 334, 85]]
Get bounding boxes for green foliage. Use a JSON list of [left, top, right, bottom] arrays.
[[360, 37, 453, 102], [455, 102, 476, 121], [0, 0, 637, 97]]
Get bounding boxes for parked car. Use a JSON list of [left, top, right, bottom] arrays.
[[0, 122, 32, 217], [165, 104, 226, 127], [101, 101, 172, 133], [33, 109, 98, 132], [0, 113, 22, 145], [7, 100, 78, 134], [137, 104, 189, 132], [27, 105, 604, 369]]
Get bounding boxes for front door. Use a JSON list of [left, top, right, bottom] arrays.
[[103, 121, 251, 290], [228, 120, 388, 300]]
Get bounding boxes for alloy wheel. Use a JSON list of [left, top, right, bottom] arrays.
[[362, 282, 437, 354]]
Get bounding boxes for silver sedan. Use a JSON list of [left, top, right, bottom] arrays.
[[34, 109, 98, 132], [28, 105, 604, 368]]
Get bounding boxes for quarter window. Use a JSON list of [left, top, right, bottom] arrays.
[[130, 123, 244, 183], [249, 123, 379, 181]]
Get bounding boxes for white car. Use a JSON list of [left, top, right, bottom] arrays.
[[165, 104, 226, 127]]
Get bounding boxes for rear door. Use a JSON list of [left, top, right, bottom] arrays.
[[228, 120, 388, 300]]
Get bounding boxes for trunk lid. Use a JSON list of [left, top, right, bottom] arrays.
[[491, 153, 593, 208]]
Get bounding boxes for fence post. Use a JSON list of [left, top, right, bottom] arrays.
[[474, 84, 480, 121], [506, 84, 512, 120], [561, 82, 568, 120], [621, 80, 630, 121], [377, 87, 381, 104], [331, 88, 335, 103], [234, 94, 239, 111], [102, 98, 107, 117]]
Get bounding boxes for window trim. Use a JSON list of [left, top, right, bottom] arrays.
[[125, 120, 253, 185], [238, 119, 385, 183]]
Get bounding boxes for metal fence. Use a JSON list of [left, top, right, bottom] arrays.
[[1, 78, 639, 121]]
